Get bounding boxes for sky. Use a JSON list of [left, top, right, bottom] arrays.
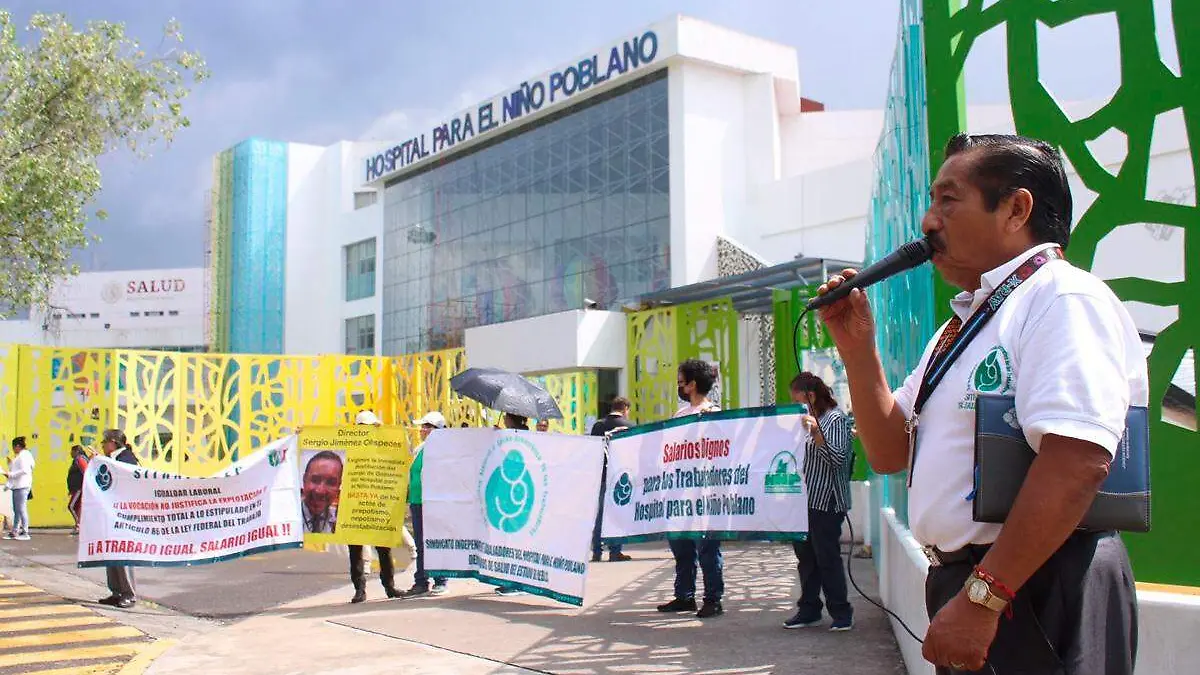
[[6, 0, 1139, 272]]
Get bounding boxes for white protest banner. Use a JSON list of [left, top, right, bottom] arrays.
[[602, 406, 809, 543], [77, 436, 304, 567], [422, 428, 605, 606]]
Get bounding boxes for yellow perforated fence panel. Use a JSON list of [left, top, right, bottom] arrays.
[[5, 345, 499, 527]]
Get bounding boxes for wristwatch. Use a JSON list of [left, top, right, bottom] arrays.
[[963, 571, 1010, 612]]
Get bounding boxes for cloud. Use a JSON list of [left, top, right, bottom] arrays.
[[356, 63, 543, 143]]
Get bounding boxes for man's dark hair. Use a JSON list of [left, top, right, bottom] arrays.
[[304, 451, 343, 478], [504, 413, 530, 430], [610, 396, 631, 412], [944, 133, 1073, 249], [12, 436, 26, 449], [678, 359, 716, 396]]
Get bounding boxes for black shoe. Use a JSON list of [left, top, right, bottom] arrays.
[[657, 597, 698, 613], [351, 589, 366, 604], [783, 610, 823, 629], [385, 587, 400, 599], [830, 617, 854, 632], [98, 595, 121, 606], [115, 597, 136, 609], [609, 552, 633, 562], [400, 585, 429, 599], [697, 601, 723, 619]]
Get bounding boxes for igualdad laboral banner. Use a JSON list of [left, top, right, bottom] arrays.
[[421, 428, 605, 606], [78, 436, 303, 567], [602, 406, 810, 543]]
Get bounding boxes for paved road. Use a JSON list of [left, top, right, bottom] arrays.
[[0, 530, 358, 622], [0, 574, 158, 674]]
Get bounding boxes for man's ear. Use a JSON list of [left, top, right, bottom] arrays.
[[1004, 187, 1035, 235]]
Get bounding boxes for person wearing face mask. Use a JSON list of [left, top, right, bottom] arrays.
[[399, 411, 449, 598], [657, 359, 725, 619], [783, 372, 855, 632]]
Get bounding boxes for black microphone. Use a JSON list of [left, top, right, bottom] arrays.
[[805, 238, 934, 310]]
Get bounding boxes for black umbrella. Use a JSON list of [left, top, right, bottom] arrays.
[[450, 367, 564, 420]]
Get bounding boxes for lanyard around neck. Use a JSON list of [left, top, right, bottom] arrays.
[[912, 247, 1063, 418]]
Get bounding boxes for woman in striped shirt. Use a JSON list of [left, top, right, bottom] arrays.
[[784, 372, 855, 632]]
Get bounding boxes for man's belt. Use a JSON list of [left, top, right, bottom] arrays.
[[921, 543, 992, 568]]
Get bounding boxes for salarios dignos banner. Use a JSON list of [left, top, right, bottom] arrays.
[[297, 426, 412, 548], [77, 437, 303, 567], [421, 428, 605, 606], [602, 406, 810, 543]]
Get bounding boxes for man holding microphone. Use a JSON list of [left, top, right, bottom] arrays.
[[815, 134, 1144, 673]]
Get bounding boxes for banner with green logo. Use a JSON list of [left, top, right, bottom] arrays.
[[602, 407, 810, 543], [77, 436, 304, 568], [422, 428, 605, 606]]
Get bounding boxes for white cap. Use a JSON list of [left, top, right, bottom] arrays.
[[355, 410, 382, 425], [413, 411, 447, 428]]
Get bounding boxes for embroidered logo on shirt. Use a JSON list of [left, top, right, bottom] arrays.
[[973, 346, 1013, 393], [959, 346, 1014, 410]]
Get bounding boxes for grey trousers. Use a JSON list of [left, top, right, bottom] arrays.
[[106, 566, 136, 599], [925, 531, 1137, 675]]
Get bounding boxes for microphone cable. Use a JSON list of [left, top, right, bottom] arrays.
[[843, 519, 997, 675]]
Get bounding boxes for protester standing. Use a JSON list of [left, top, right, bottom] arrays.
[[590, 396, 633, 563], [98, 430, 139, 608], [657, 359, 725, 619], [400, 411, 449, 598], [491, 412, 534, 597], [348, 410, 399, 603], [784, 372, 854, 631]]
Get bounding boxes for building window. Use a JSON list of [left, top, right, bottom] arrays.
[[130, 312, 140, 317], [345, 238, 377, 301], [89, 312, 100, 319], [145, 310, 164, 317], [67, 312, 85, 319], [168, 310, 180, 316], [380, 72, 670, 354], [345, 314, 375, 355], [354, 191, 378, 210]]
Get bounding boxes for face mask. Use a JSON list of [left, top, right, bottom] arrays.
[[678, 386, 689, 402]]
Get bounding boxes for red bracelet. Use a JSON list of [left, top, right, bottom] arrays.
[[973, 565, 1016, 601]]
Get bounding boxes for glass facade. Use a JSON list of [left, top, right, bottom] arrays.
[[345, 238, 376, 301], [381, 73, 670, 354]]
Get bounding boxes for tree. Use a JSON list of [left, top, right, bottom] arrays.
[[0, 11, 207, 316]]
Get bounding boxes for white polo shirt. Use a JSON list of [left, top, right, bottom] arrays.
[[893, 243, 1149, 551]]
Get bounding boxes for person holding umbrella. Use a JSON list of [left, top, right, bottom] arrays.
[[449, 368, 565, 598]]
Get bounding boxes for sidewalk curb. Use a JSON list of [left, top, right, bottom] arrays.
[[118, 638, 177, 675]]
